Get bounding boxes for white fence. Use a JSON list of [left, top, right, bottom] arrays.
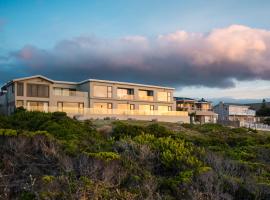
[[242, 122, 270, 131]]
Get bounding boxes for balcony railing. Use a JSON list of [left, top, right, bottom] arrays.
[[139, 96, 154, 101], [117, 95, 134, 100], [25, 106, 188, 117], [178, 107, 213, 112], [53, 91, 88, 97]]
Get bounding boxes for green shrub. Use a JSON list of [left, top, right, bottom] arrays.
[[0, 129, 17, 136], [85, 151, 121, 161], [42, 175, 55, 184]]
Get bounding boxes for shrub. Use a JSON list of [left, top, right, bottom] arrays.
[[85, 151, 121, 162]]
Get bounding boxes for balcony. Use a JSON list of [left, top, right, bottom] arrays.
[[117, 94, 134, 100], [53, 90, 88, 97], [24, 106, 188, 117], [138, 96, 154, 101]]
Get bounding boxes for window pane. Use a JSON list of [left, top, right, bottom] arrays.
[[130, 104, 135, 110], [107, 103, 112, 109], [27, 84, 49, 98], [117, 88, 134, 99], [54, 88, 62, 96], [17, 83, 24, 96], [139, 104, 151, 111]]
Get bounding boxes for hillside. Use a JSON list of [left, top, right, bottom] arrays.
[[0, 110, 270, 200]]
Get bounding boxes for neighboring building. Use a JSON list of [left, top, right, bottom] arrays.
[[174, 97, 218, 124], [213, 102, 256, 127], [0, 75, 189, 123]]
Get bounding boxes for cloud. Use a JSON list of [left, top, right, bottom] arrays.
[[4, 24, 270, 88]]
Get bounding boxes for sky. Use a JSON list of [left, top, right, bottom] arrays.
[[1, 0, 270, 102]]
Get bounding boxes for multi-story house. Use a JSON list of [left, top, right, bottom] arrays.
[[0, 75, 189, 123], [174, 97, 218, 124], [213, 102, 256, 127]]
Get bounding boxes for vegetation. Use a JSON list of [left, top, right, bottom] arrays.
[[257, 99, 270, 116], [0, 110, 270, 199]]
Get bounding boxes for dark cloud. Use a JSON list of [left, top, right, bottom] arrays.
[[2, 25, 270, 88]]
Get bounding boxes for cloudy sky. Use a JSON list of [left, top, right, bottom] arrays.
[[1, 0, 270, 102]]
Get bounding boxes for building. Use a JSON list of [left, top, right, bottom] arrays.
[[174, 97, 218, 124], [213, 102, 256, 127], [0, 75, 189, 123]]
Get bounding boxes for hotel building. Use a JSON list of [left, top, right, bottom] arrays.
[[0, 75, 189, 123]]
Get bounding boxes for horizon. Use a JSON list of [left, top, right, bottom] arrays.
[[1, 0, 270, 102]]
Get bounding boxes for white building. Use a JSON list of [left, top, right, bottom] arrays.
[[214, 102, 256, 127]]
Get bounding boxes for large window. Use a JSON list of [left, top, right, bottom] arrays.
[[93, 85, 112, 98], [139, 104, 154, 111], [27, 84, 49, 98], [27, 101, 49, 112], [158, 105, 172, 113], [138, 90, 154, 101], [157, 91, 171, 102], [57, 102, 84, 114], [17, 82, 24, 96], [117, 88, 134, 100], [93, 102, 112, 109]]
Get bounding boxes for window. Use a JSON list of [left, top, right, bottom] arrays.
[[16, 100, 24, 107], [138, 90, 154, 101], [27, 84, 49, 98], [17, 82, 24, 96], [157, 91, 171, 102], [130, 104, 135, 110], [54, 88, 62, 96], [150, 105, 155, 110], [93, 85, 112, 98], [108, 103, 112, 109], [57, 102, 63, 112], [167, 92, 171, 102], [79, 103, 84, 114], [139, 104, 151, 111], [61, 102, 82, 113], [93, 102, 112, 109], [27, 101, 49, 112], [158, 105, 171, 113], [117, 88, 134, 99], [107, 86, 112, 98]]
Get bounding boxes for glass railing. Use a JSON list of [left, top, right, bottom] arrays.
[[53, 91, 88, 97], [138, 96, 154, 101], [24, 106, 188, 116], [117, 95, 134, 100]]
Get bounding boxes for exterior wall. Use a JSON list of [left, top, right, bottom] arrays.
[[214, 102, 256, 126], [0, 93, 7, 115], [13, 78, 89, 112], [0, 76, 189, 123], [89, 80, 175, 111], [214, 103, 229, 121], [78, 114, 189, 123]]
